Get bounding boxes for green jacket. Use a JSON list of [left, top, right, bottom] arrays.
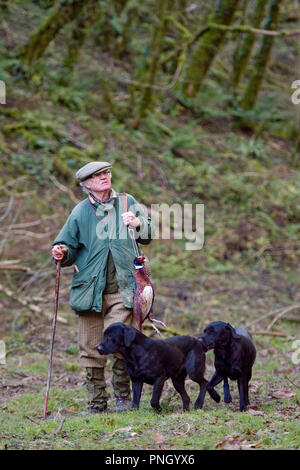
[[52, 189, 155, 313]]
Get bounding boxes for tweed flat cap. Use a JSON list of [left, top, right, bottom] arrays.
[[75, 161, 112, 181]]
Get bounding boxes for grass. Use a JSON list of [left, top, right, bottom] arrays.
[[0, 268, 299, 450], [0, 376, 299, 450]]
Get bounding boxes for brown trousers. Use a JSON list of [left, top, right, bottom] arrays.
[[78, 289, 134, 368]]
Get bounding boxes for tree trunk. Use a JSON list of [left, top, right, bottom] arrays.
[[19, 0, 88, 66], [240, 0, 282, 109], [231, 0, 267, 88], [114, 1, 137, 59], [61, 0, 97, 80], [131, 0, 169, 128], [182, 0, 241, 97], [99, 0, 128, 55]]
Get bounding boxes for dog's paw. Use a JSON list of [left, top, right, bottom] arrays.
[[207, 386, 221, 403], [194, 402, 203, 410], [151, 404, 162, 413], [211, 391, 221, 403], [224, 395, 232, 403]]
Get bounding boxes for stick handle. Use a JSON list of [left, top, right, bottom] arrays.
[[43, 260, 61, 418]]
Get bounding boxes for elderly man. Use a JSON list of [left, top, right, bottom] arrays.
[[52, 161, 155, 413]]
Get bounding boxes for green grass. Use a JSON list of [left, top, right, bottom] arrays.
[[0, 378, 299, 450], [1, 267, 299, 450]]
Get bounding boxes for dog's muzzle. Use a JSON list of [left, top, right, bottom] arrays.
[[197, 337, 208, 352], [97, 345, 105, 355], [198, 337, 213, 351]]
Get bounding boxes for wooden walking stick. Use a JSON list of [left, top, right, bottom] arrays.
[[43, 260, 61, 418]]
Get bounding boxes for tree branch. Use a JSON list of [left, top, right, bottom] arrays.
[[192, 22, 300, 43]]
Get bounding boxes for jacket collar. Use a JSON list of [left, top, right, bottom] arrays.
[[88, 188, 117, 205]]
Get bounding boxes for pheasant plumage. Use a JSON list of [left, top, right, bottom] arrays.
[[133, 256, 166, 335]]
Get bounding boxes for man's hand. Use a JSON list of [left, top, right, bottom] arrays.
[[52, 244, 68, 261], [121, 211, 141, 228]]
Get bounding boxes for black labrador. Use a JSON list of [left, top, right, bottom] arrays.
[[97, 322, 220, 412], [199, 321, 256, 412]]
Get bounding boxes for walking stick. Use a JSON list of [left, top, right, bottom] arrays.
[[43, 260, 61, 418]]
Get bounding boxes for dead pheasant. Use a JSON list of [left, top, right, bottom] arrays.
[[133, 256, 166, 335]]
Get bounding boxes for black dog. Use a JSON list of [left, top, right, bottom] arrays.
[[200, 321, 256, 412], [97, 322, 220, 412]]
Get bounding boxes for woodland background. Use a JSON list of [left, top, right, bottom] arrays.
[[0, 0, 299, 450]]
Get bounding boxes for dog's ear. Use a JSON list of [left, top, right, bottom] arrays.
[[124, 325, 137, 347], [226, 323, 241, 340]]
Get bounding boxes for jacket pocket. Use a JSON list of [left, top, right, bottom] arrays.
[[69, 276, 96, 312]]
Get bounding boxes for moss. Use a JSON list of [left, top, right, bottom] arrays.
[[240, 0, 283, 110], [182, 0, 240, 97], [132, 0, 170, 128], [60, 0, 97, 84], [19, 0, 88, 66], [231, 0, 267, 88]]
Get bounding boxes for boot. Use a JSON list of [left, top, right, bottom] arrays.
[[115, 396, 132, 412], [86, 367, 109, 413], [112, 356, 131, 412]]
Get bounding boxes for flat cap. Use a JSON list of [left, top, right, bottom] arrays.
[[75, 161, 112, 181]]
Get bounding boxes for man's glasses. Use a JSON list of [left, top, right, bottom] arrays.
[[91, 170, 111, 178]]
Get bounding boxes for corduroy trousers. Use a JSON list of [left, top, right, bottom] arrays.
[[78, 289, 134, 400]]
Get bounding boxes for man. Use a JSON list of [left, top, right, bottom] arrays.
[[52, 161, 155, 413]]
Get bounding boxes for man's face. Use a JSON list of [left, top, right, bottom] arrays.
[[82, 170, 112, 193]]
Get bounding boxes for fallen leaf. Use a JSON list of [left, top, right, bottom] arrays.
[[215, 418, 224, 424], [116, 426, 132, 433], [106, 418, 115, 425], [216, 435, 242, 450], [247, 408, 266, 416], [240, 442, 262, 450], [272, 388, 296, 399], [154, 432, 165, 445], [217, 433, 262, 450], [249, 384, 260, 394], [276, 367, 294, 375], [66, 406, 75, 413]]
